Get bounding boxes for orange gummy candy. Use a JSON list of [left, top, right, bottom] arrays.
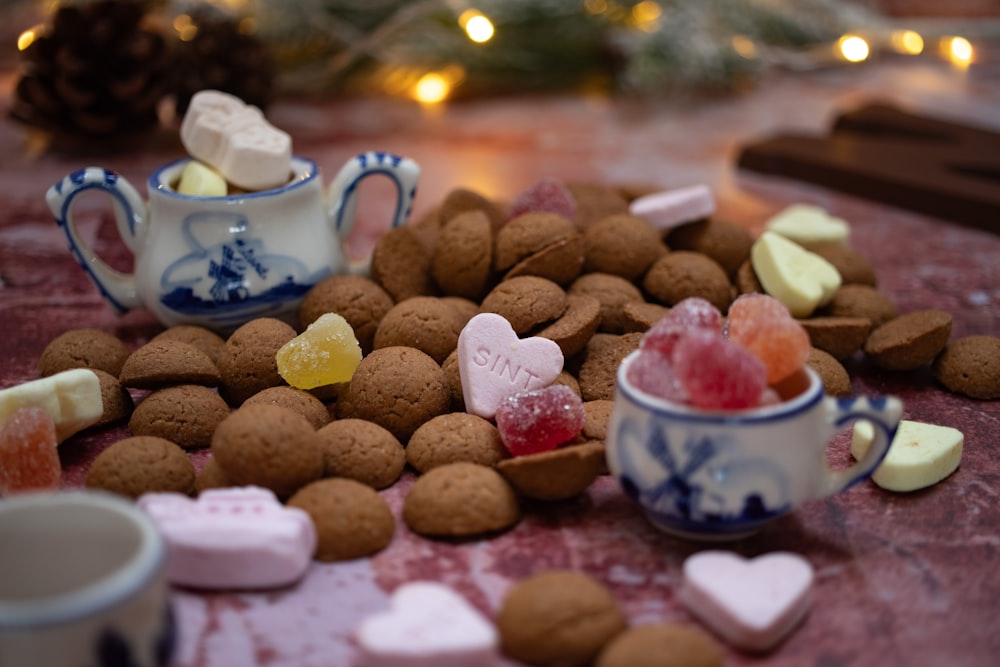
[[0, 406, 61, 494]]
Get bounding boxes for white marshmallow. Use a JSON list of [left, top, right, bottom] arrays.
[[0, 369, 103, 443], [750, 230, 841, 318], [629, 184, 715, 231], [765, 204, 850, 250]]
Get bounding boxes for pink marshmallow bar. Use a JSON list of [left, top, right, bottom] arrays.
[[679, 550, 814, 652], [629, 184, 715, 230], [138, 486, 316, 590]]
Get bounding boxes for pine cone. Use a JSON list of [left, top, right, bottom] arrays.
[[10, 0, 174, 149], [172, 6, 274, 116]]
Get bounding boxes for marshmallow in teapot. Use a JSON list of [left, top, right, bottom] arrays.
[[180, 89, 292, 192]]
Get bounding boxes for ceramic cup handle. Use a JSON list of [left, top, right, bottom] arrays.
[[818, 394, 903, 498], [327, 151, 420, 272], [46, 168, 146, 313]]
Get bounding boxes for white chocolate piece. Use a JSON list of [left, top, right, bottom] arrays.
[[355, 581, 499, 667], [750, 230, 842, 318], [764, 204, 850, 249], [628, 184, 715, 231], [0, 369, 102, 443], [852, 419, 963, 492], [177, 160, 228, 197]]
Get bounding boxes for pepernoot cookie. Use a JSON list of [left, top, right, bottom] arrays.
[[666, 218, 755, 277], [583, 214, 664, 282], [211, 403, 324, 498], [373, 296, 466, 364], [85, 435, 195, 500], [242, 385, 331, 430], [194, 456, 233, 494], [643, 251, 732, 313], [582, 399, 614, 441], [371, 226, 436, 302], [806, 347, 851, 397], [577, 333, 642, 402], [933, 335, 1000, 399], [287, 478, 394, 562], [864, 309, 953, 371], [595, 623, 725, 667], [497, 441, 605, 501], [316, 418, 405, 490], [431, 210, 495, 300], [565, 181, 630, 229], [339, 346, 451, 443], [406, 412, 508, 473], [217, 317, 296, 406], [480, 276, 568, 335], [403, 462, 520, 538], [496, 569, 627, 667], [568, 273, 644, 335], [811, 243, 877, 287], [118, 340, 221, 390], [494, 212, 578, 272], [821, 284, 897, 328], [799, 316, 871, 361], [536, 294, 601, 357], [129, 384, 230, 449], [504, 234, 585, 287], [150, 325, 226, 366], [439, 187, 506, 234], [37, 328, 130, 378], [90, 369, 134, 428], [298, 274, 394, 355], [621, 301, 670, 334]]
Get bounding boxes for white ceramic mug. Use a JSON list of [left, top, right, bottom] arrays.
[[46, 151, 420, 333], [0, 490, 173, 667], [606, 351, 903, 540]]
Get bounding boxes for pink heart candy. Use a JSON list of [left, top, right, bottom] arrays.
[[355, 581, 499, 667], [138, 486, 316, 590], [679, 550, 814, 652], [629, 184, 715, 231], [457, 313, 563, 419]]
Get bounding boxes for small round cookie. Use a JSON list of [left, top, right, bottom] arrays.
[[666, 218, 754, 277], [129, 384, 230, 449], [806, 347, 851, 397], [316, 419, 405, 489], [504, 235, 585, 287], [583, 214, 663, 281], [566, 181, 630, 229], [37, 328, 130, 378], [341, 346, 451, 443], [734, 258, 764, 295], [553, 370, 582, 398], [119, 340, 221, 389], [243, 386, 331, 430], [480, 276, 568, 335], [568, 273, 644, 334], [496, 569, 627, 667], [864, 309, 952, 371], [211, 403, 324, 498], [373, 296, 466, 364], [441, 349, 465, 411], [371, 226, 436, 302], [537, 294, 601, 357], [439, 187, 506, 233], [578, 333, 643, 402], [621, 301, 670, 334], [85, 436, 195, 500], [90, 369, 134, 427], [216, 317, 296, 406], [431, 210, 495, 300], [442, 296, 480, 326], [403, 462, 520, 538], [821, 284, 897, 328], [812, 243, 877, 286], [582, 400, 614, 441], [933, 335, 1000, 399], [287, 478, 394, 562], [150, 325, 226, 366], [298, 274, 394, 355], [595, 623, 724, 667], [799, 316, 871, 361], [497, 441, 605, 501], [643, 251, 732, 313], [195, 456, 233, 494], [494, 212, 577, 272], [406, 413, 508, 473]]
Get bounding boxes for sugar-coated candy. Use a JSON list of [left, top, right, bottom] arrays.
[[679, 550, 814, 653], [355, 581, 499, 667], [726, 294, 810, 385], [457, 313, 564, 420], [672, 330, 767, 410], [507, 177, 576, 221], [176, 159, 228, 197], [137, 486, 316, 590], [0, 406, 61, 495], [852, 419, 963, 492], [628, 184, 715, 231], [276, 312, 362, 389], [750, 231, 841, 318], [625, 349, 688, 403], [640, 297, 721, 358], [0, 368, 103, 442], [495, 385, 585, 457], [765, 203, 849, 250]]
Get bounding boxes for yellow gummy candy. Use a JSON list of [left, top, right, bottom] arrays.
[[276, 313, 362, 389]]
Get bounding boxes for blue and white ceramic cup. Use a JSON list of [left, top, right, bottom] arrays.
[[606, 351, 903, 540], [0, 491, 174, 667], [46, 151, 419, 334]]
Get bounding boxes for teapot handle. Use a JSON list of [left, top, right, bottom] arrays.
[[46, 168, 146, 313]]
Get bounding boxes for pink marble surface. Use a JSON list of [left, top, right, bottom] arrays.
[[2, 52, 1000, 667]]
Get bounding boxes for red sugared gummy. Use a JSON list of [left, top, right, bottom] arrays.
[[495, 384, 585, 457], [0, 406, 61, 495], [626, 349, 689, 403], [641, 297, 722, 357], [506, 178, 576, 221], [726, 293, 810, 385], [672, 330, 767, 410]]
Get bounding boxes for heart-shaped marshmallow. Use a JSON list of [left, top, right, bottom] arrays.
[[138, 486, 316, 590], [458, 313, 563, 419], [750, 230, 841, 318], [355, 581, 499, 667], [679, 550, 814, 652], [852, 419, 963, 492], [765, 203, 850, 250]]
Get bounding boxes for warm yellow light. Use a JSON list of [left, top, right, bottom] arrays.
[[585, 0, 609, 14], [947, 36, 974, 65], [731, 34, 757, 60], [414, 72, 451, 104], [238, 17, 258, 35], [632, 1, 662, 25], [17, 25, 44, 51], [891, 30, 924, 55], [173, 14, 198, 41], [460, 12, 494, 43], [838, 34, 870, 63]]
